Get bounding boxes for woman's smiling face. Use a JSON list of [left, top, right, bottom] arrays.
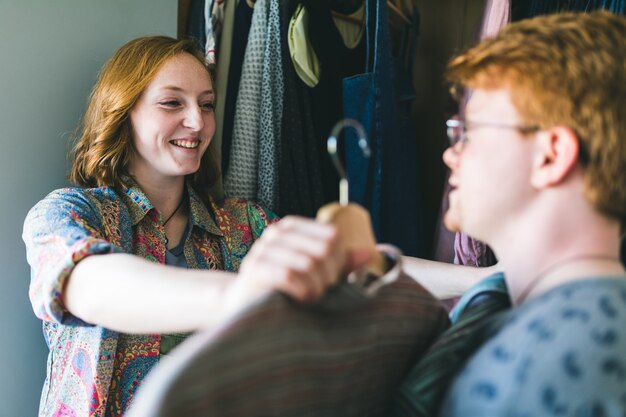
[[128, 52, 215, 183]]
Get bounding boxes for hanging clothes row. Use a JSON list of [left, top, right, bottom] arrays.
[[187, 0, 626, 263], [186, 0, 429, 258]]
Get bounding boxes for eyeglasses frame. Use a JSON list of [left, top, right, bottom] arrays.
[[446, 118, 540, 148]]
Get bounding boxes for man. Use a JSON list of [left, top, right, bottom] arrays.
[[433, 10, 626, 415]]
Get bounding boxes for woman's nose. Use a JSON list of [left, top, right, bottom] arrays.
[[183, 106, 204, 131]]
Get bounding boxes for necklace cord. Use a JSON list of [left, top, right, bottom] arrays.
[[516, 254, 622, 304], [162, 195, 185, 227]]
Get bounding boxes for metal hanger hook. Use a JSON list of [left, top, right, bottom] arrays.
[[327, 118, 371, 206]]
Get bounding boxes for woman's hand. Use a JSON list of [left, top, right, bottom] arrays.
[[223, 216, 371, 316]]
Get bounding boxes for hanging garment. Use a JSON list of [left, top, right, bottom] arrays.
[[204, 0, 227, 66], [278, 0, 326, 217], [223, 0, 283, 210], [454, 232, 497, 267], [512, 0, 625, 20], [256, 0, 284, 212], [391, 274, 511, 417], [278, 0, 366, 217], [306, 0, 367, 209], [480, 0, 511, 38], [127, 252, 450, 417], [387, 7, 427, 258], [433, 180, 456, 264], [220, 0, 254, 178], [393, 2, 419, 78], [343, 0, 389, 240], [185, 0, 207, 52], [208, 0, 237, 200], [612, 0, 626, 13], [343, 0, 427, 257], [288, 2, 366, 88], [333, 2, 367, 48], [223, 0, 266, 199], [288, 4, 322, 88]]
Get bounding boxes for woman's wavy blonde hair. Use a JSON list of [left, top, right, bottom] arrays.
[[69, 36, 219, 197]]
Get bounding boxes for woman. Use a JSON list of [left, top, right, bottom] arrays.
[[23, 36, 349, 417]]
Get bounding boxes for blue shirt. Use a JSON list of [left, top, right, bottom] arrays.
[[442, 277, 626, 417]]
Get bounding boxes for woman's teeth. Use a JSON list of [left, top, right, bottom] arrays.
[[170, 140, 199, 149]]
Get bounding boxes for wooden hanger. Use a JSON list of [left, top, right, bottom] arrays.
[[315, 119, 388, 277], [387, 0, 410, 25], [331, 10, 364, 26]]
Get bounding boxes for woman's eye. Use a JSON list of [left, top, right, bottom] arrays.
[[159, 100, 181, 108], [201, 102, 215, 112]]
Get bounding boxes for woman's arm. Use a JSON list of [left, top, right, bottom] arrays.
[[65, 253, 233, 333], [402, 256, 502, 299], [64, 217, 365, 334]]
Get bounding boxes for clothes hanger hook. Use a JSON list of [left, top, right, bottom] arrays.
[[327, 118, 371, 206]]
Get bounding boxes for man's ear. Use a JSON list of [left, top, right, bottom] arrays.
[[530, 126, 580, 189]]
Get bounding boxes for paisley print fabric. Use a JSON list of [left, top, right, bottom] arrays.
[[23, 179, 277, 417]]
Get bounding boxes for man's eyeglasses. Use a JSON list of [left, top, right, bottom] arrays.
[[446, 118, 540, 148]]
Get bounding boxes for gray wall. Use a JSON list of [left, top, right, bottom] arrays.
[[0, 2, 176, 415]]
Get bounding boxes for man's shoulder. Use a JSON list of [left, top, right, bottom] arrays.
[[442, 278, 626, 416], [478, 277, 626, 365]]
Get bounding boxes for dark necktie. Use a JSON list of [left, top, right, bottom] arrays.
[[391, 273, 511, 417]]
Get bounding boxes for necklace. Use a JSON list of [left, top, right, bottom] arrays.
[[516, 254, 621, 304], [162, 195, 185, 245]]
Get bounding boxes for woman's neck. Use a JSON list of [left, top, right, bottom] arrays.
[[131, 173, 186, 218]]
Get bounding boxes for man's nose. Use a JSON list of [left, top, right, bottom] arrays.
[[442, 145, 460, 170]]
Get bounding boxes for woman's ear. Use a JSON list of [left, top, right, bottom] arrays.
[[530, 126, 581, 189]]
